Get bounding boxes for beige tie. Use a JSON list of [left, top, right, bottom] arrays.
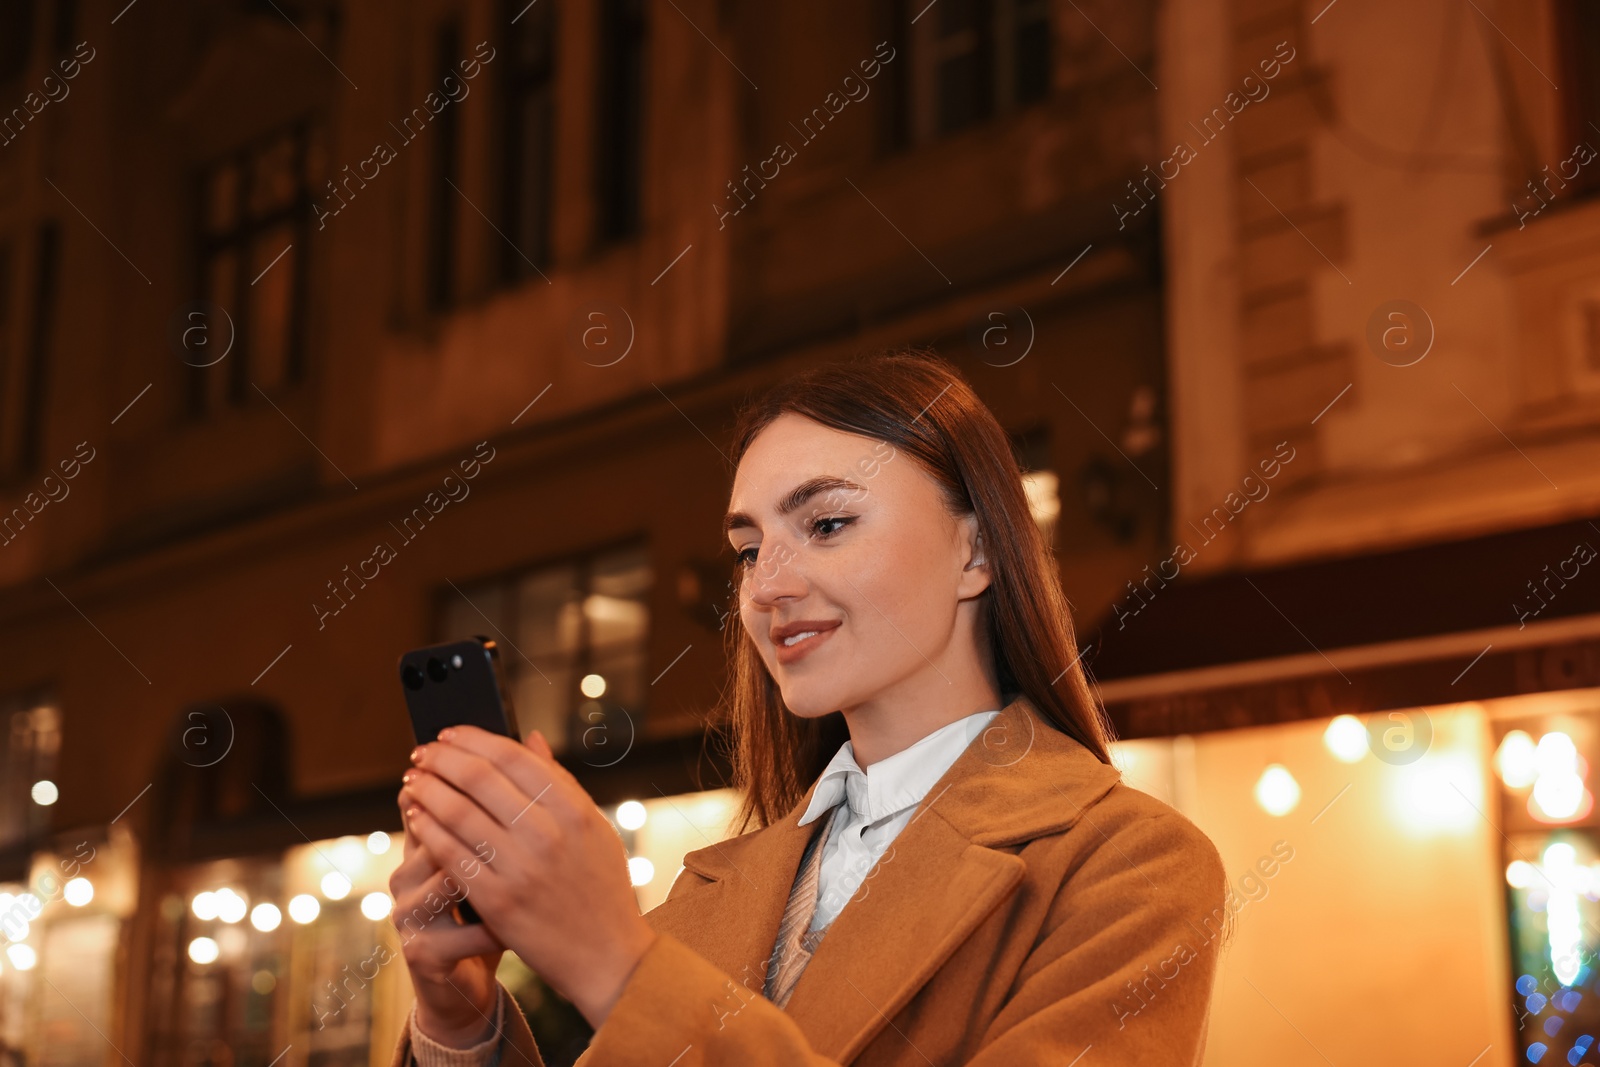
[[765, 803, 842, 1009]]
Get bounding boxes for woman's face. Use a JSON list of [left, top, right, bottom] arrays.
[[724, 413, 991, 720]]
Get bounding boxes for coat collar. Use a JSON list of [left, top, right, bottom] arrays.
[[645, 693, 1122, 1063]]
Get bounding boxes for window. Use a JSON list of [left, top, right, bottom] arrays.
[[595, 0, 646, 243], [0, 693, 60, 851], [495, 0, 555, 284], [1556, 0, 1600, 198], [427, 20, 463, 311], [1490, 710, 1600, 1066], [439, 542, 652, 759], [0, 224, 58, 480], [191, 122, 319, 415], [897, 0, 1051, 144]]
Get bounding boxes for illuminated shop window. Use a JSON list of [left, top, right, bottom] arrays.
[[1493, 713, 1600, 1065]]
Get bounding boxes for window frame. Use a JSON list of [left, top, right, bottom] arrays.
[[187, 119, 318, 418], [894, 0, 1054, 147], [432, 536, 654, 758]]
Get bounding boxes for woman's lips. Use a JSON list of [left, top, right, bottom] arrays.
[[774, 625, 837, 666]]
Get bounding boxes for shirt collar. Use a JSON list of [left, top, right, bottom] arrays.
[[798, 709, 1002, 828]]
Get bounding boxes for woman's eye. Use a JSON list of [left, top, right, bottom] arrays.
[[734, 517, 853, 568], [810, 516, 854, 540]]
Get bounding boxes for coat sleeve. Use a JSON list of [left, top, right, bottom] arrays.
[[571, 810, 1227, 1066]]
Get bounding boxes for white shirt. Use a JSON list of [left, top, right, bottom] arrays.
[[799, 709, 1001, 932]]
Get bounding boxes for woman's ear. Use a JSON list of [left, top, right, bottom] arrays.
[[958, 515, 991, 595]]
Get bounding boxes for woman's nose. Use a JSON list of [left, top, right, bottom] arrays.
[[744, 544, 807, 604]]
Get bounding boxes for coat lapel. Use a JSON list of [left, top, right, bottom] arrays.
[[646, 695, 1123, 1063]]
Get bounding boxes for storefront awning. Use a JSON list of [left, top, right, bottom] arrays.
[[1084, 512, 1600, 738]]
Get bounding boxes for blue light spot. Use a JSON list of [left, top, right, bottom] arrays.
[[1529, 1041, 1546, 1063], [1544, 1015, 1563, 1037], [1520, 975, 1540, 996], [1562, 991, 1585, 1013], [1576, 1035, 1594, 1051], [1529, 993, 1550, 1013]]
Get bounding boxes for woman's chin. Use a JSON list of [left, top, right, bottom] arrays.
[[779, 689, 842, 720]]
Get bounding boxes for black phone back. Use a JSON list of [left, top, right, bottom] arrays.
[[398, 636, 521, 745]]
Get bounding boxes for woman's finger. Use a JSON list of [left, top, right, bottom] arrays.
[[405, 768, 555, 874], [396, 916, 501, 962], [402, 801, 522, 913], [412, 734, 561, 829], [391, 865, 502, 956], [389, 824, 451, 896], [431, 725, 586, 826]]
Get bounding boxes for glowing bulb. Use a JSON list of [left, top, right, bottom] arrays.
[[63, 878, 93, 907], [30, 780, 57, 806], [1323, 716, 1367, 763], [580, 674, 607, 698], [1534, 773, 1588, 821], [1391, 751, 1482, 834], [215, 888, 247, 924], [320, 872, 351, 900], [628, 856, 655, 886], [1536, 732, 1580, 777], [616, 801, 647, 831], [360, 892, 392, 920], [250, 903, 282, 932], [5, 944, 36, 970], [331, 837, 367, 875], [288, 894, 320, 924], [187, 937, 219, 965], [1507, 860, 1536, 889], [1496, 730, 1538, 788], [191, 891, 219, 921], [367, 831, 391, 855], [1254, 764, 1301, 816]]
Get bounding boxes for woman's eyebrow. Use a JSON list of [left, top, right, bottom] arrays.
[[724, 475, 868, 534]]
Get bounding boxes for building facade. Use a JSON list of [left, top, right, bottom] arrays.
[[0, 0, 1596, 1064]]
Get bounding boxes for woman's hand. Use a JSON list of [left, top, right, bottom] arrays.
[[399, 725, 660, 1030], [388, 797, 507, 1048]]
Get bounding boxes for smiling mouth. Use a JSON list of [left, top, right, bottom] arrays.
[[774, 625, 837, 664]]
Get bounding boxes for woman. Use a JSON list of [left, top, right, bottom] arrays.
[[389, 350, 1229, 1066]]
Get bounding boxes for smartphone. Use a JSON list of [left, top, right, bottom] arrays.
[[398, 635, 521, 924]]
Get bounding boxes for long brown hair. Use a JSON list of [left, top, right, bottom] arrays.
[[714, 348, 1117, 835]]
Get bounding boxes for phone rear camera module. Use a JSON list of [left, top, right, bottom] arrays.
[[426, 657, 449, 683], [450, 654, 463, 670], [401, 663, 425, 691]]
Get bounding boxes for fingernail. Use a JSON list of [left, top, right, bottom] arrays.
[[438, 727, 456, 742], [405, 806, 421, 821], [409, 746, 426, 765], [401, 770, 416, 785]]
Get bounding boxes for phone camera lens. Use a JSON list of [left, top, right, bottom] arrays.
[[401, 663, 425, 691], [426, 657, 449, 683]]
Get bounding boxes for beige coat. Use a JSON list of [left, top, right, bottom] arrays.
[[388, 694, 1229, 1065]]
